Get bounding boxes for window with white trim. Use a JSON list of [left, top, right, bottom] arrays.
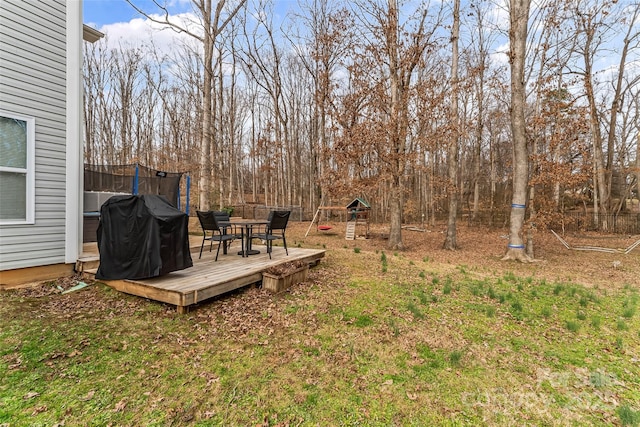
[[0, 111, 35, 224]]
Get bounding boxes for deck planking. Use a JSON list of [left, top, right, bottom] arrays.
[[83, 242, 325, 313]]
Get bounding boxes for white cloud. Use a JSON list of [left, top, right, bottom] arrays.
[[491, 41, 510, 67], [95, 13, 201, 58], [489, 0, 509, 32]]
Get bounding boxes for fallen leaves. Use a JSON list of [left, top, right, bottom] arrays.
[[80, 390, 95, 401], [264, 260, 307, 276], [23, 391, 40, 399], [4, 354, 22, 370], [114, 399, 127, 412], [67, 349, 82, 358], [31, 405, 47, 415], [7, 274, 91, 298]]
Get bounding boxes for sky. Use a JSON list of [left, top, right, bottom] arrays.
[[83, 0, 298, 55], [83, 0, 210, 56], [83, 0, 191, 28], [83, 0, 297, 30]]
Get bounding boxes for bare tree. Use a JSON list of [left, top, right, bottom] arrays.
[[239, 0, 291, 206], [502, 0, 533, 262], [443, 0, 460, 250], [604, 4, 640, 213], [290, 0, 350, 211], [83, 40, 111, 165], [332, 0, 440, 250], [126, 0, 247, 210], [465, 1, 496, 223]]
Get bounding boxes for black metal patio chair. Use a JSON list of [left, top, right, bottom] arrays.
[[212, 210, 242, 240], [196, 210, 236, 260], [253, 210, 290, 259]]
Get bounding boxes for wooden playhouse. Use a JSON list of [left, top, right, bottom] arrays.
[[306, 197, 371, 240]]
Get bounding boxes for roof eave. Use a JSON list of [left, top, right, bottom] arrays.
[[82, 24, 104, 43]]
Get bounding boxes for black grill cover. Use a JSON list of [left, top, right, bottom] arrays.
[[95, 194, 192, 280]]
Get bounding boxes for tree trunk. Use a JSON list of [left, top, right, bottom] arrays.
[[386, 0, 404, 250], [503, 0, 533, 262], [444, 0, 460, 250], [526, 140, 536, 258], [197, 0, 214, 211], [472, 114, 482, 221], [636, 133, 640, 207], [577, 9, 609, 230], [490, 135, 496, 226], [603, 7, 638, 218], [388, 178, 404, 250]]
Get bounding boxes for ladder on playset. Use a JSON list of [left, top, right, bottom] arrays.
[[345, 221, 356, 240]]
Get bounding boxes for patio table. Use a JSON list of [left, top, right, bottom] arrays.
[[221, 219, 269, 257]]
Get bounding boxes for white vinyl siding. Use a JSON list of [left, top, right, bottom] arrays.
[[0, 0, 69, 270]]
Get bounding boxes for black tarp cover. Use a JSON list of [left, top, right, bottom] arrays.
[[96, 194, 192, 280]]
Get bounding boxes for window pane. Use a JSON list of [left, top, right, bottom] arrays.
[[0, 171, 26, 220], [0, 116, 27, 168]]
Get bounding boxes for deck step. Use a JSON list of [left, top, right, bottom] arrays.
[[80, 269, 98, 280], [76, 256, 100, 273]]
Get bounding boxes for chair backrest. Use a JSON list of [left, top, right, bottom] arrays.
[[196, 210, 221, 232], [212, 210, 231, 223], [267, 210, 290, 231]]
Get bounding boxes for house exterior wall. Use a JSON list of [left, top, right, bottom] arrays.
[[0, 0, 81, 272]]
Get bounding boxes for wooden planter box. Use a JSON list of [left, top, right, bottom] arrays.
[[262, 265, 309, 293]]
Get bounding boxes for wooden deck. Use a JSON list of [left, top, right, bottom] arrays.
[[79, 238, 325, 313]]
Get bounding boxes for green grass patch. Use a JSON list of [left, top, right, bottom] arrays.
[[623, 306, 636, 319], [617, 320, 629, 331], [565, 320, 581, 332], [443, 283, 452, 295], [618, 404, 640, 426], [407, 302, 425, 319], [415, 289, 429, 305], [353, 314, 373, 327], [485, 305, 496, 318], [591, 315, 602, 330], [448, 350, 463, 367]]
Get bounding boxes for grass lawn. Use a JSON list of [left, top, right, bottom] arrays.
[[1, 224, 639, 426]]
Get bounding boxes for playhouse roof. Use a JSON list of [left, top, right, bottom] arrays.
[[346, 197, 370, 209]]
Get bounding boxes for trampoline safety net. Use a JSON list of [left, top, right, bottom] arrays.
[[84, 164, 183, 208]]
